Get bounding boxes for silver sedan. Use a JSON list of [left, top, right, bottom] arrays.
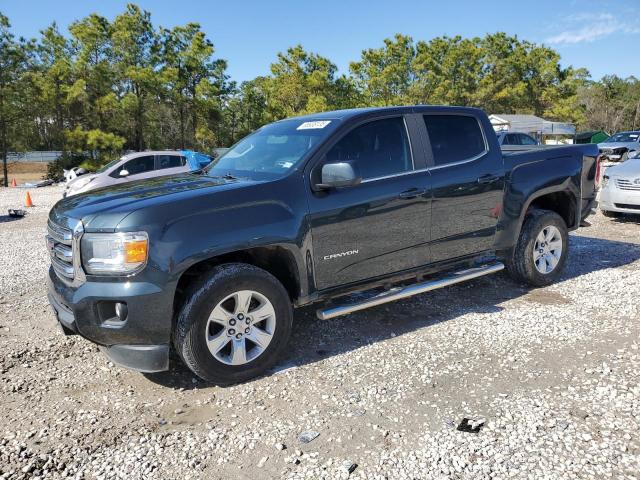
[[600, 155, 640, 217]]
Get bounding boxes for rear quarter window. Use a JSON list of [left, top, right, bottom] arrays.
[[423, 115, 486, 166]]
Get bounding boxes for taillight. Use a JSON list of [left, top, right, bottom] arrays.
[[595, 155, 602, 188]]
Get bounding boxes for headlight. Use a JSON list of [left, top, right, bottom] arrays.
[[68, 176, 95, 194], [81, 231, 149, 275]]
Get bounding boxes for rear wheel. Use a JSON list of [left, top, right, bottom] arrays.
[[174, 263, 293, 385], [506, 209, 568, 287]]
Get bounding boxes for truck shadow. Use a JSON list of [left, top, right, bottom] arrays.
[[606, 214, 640, 225], [143, 233, 640, 389]]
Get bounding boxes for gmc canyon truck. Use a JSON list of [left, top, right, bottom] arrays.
[[46, 106, 599, 385]]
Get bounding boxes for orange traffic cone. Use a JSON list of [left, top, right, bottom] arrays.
[[25, 191, 34, 208], [11, 178, 17, 187]]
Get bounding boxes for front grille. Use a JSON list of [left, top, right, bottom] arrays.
[[615, 178, 640, 191], [614, 203, 640, 210], [47, 219, 74, 279]]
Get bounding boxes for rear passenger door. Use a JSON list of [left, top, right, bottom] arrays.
[[307, 115, 432, 290], [421, 113, 504, 262], [155, 154, 188, 176]]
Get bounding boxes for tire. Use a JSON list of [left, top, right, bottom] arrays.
[[602, 209, 621, 218], [173, 263, 293, 385], [506, 209, 568, 287]]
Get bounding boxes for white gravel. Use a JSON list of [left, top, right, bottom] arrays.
[[1, 185, 639, 479]]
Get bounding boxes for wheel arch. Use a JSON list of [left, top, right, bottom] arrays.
[[524, 189, 578, 229], [173, 246, 302, 318], [496, 184, 578, 258]]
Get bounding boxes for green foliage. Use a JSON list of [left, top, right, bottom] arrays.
[[45, 152, 86, 181], [1, 12, 37, 186], [578, 75, 640, 134], [1, 3, 637, 180]]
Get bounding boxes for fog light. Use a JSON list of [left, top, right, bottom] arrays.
[[115, 302, 128, 321]]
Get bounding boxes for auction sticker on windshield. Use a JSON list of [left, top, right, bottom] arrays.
[[297, 120, 331, 130]]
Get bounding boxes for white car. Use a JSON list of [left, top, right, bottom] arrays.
[[64, 150, 212, 197], [600, 155, 640, 217]]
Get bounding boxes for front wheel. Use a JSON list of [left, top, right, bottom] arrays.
[[506, 209, 568, 287], [174, 263, 293, 385]]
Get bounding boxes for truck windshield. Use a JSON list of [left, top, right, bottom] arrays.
[[605, 132, 640, 143], [206, 118, 339, 180]]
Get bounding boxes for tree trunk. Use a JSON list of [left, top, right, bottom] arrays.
[[190, 83, 197, 147], [179, 101, 185, 149], [1, 124, 8, 188], [135, 84, 145, 151], [0, 92, 7, 187]]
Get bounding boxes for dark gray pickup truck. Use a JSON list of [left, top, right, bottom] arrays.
[[46, 106, 599, 385]]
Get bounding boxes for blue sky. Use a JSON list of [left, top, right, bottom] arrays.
[[2, 0, 639, 82]]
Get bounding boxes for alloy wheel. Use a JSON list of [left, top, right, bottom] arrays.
[[205, 290, 276, 365], [533, 225, 563, 274]]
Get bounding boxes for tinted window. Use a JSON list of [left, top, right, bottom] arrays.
[[326, 117, 412, 180], [157, 154, 186, 169], [519, 134, 537, 145], [122, 156, 155, 175], [423, 115, 486, 165]]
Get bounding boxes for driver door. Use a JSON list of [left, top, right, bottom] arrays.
[[306, 116, 432, 290]]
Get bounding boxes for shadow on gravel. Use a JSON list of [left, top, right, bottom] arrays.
[[606, 214, 640, 225], [0, 215, 24, 224], [143, 234, 640, 390]]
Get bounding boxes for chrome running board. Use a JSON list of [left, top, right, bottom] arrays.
[[316, 262, 504, 320]]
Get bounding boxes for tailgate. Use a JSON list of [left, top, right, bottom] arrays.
[[579, 145, 600, 220]]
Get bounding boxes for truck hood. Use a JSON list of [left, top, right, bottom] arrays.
[[50, 173, 245, 230], [605, 158, 640, 178], [598, 142, 639, 151]]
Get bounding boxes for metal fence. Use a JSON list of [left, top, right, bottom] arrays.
[[6, 151, 62, 163]]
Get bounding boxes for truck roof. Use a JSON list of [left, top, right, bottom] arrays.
[[281, 105, 485, 123]]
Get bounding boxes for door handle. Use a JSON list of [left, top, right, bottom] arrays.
[[477, 174, 500, 184], [399, 188, 427, 199]]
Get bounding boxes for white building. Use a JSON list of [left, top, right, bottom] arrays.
[[489, 114, 575, 144]]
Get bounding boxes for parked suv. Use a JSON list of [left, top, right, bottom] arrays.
[[47, 106, 599, 385], [496, 131, 539, 146], [64, 150, 212, 197]]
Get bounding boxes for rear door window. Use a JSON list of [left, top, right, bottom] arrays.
[[519, 134, 537, 145], [157, 154, 186, 169], [423, 115, 487, 166]]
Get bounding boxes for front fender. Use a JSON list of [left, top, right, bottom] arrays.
[[116, 174, 311, 301]]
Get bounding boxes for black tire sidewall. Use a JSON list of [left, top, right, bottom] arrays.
[[512, 210, 569, 287], [175, 264, 293, 385]]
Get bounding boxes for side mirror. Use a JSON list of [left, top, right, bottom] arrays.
[[119, 169, 129, 177], [316, 161, 362, 190]]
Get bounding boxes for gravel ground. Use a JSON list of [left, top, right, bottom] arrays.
[[1, 185, 639, 479]]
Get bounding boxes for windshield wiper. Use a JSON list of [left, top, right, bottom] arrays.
[[221, 172, 238, 180]]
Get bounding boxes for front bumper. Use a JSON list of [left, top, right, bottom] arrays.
[[600, 185, 640, 214], [47, 266, 172, 372]]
